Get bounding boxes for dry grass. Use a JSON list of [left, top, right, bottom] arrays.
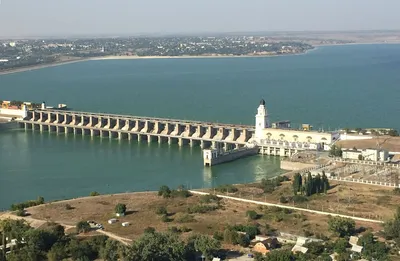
[[336, 136, 400, 152], [25, 190, 382, 241]]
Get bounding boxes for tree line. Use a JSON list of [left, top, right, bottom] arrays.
[[292, 172, 330, 196]]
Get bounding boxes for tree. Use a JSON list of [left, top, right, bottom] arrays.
[[329, 145, 343, 157], [292, 173, 302, 195], [328, 216, 355, 237], [90, 191, 100, 196], [76, 221, 91, 234], [115, 203, 127, 215], [388, 129, 399, 137], [129, 232, 189, 261], [384, 207, 400, 243], [47, 242, 68, 261], [158, 185, 171, 198], [321, 172, 330, 194], [359, 232, 389, 260], [156, 206, 168, 215], [192, 234, 221, 260], [303, 241, 324, 256], [68, 239, 96, 261], [100, 239, 121, 261], [334, 238, 349, 254], [256, 249, 295, 261]]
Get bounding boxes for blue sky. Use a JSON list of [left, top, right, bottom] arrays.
[[0, 0, 399, 37]]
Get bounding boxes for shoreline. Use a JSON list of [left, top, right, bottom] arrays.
[[0, 48, 320, 76], [1, 41, 399, 76]]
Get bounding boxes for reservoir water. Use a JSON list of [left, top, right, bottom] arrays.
[[1, 44, 400, 209]]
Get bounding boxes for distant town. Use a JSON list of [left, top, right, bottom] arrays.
[[0, 36, 315, 73]]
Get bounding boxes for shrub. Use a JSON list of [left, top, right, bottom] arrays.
[[280, 196, 288, 203], [328, 216, 355, 237], [246, 210, 259, 220], [232, 224, 260, 239], [168, 226, 181, 233], [115, 203, 127, 215], [10, 196, 45, 211], [144, 227, 156, 234], [200, 194, 221, 204], [90, 191, 100, 196], [76, 221, 91, 234], [215, 184, 238, 193], [15, 209, 26, 216], [156, 206, 168, 215], [175, 213, 196, 223], [213, 231, 224, 241], [161, 214, 173, 223], [237, 234, 250, 247], [187, 204, 218, 214], [170, 189, 192, 198], [158, 185, 171, 198], [65, 204, 73, 210], [292, 195, 308, 203]]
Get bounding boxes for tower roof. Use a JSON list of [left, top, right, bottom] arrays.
[[260, 99, 265, 106]]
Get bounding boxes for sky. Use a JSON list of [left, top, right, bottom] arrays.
[[0, 0, 399, 37]]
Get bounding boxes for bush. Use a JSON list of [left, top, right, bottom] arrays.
[[144, 227, 156, 234], [171, 189, 192, 198], [10, 196, 45, 211], [175, 213, 196, 223], [215, 184, 238, 193], [115, 203, 127, 215], [15, 209, 26, 216], [156, 206, 168, 215], [161, 214, 173, 223], [213, 231, 224, 241], [246, 210, 259, 220], [158, 185, 171, 198], [292, 195, 308, 203], [279, 196, 288, 203], [200, 194, 221, 204], [90, 191, 100, 196], [76, 221, 91, 234], [187, 204, 218, 214], [65, 204, 73, 210], [232, 224, 260, 239], [328, 216, 355, 237]]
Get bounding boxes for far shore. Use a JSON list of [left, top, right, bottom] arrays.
[[1, 41, 399, 76]]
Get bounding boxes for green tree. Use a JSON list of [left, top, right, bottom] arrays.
[[47, 242, 68, 261], [68, 238, 96, 261], [129, 232, 189, 261], [303, 241, 324, 256], [359, 232, 389, 260], [246, 210, 259, 220], [388, 129, 399, 137], [329, 145, 343, 157], [156, 206, 168, 215], [292, 173, 302, 195], [90, 191, 100, 196], [192, 234, 221, 260], [328, 216, 355, 237], [100, 239, 121, 261], [257, 249, 295, 261], [76, 221, 91, 234], [24, 229, 58, 252], [334, 238, 349, 254], [115, 203, 127, 215], [321, 172, 330, 194]]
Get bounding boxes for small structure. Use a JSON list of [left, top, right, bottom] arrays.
[[108, 218, 117, 224], [116, 212, 125, 217], [349, 236, 359, 246], [272, 120, 291, 129], [121, 222, 130, 227], [351, 244, 363, 253], [253, 238, 279, 255], [342, 148, 389, 162], [291, 245, 308, 254]]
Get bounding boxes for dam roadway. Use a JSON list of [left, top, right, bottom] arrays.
[[19, 109, 255, 150]]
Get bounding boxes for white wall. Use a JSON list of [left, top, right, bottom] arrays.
[[340, 133, 373, 141], [0, 108, 27, 118]]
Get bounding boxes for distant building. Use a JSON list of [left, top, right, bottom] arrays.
[[342, 148, 389, 162]]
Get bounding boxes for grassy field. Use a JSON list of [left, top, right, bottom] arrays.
[[26, 188, 383, 243]]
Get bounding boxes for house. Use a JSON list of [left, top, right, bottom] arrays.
[[108, 218, 117, 224], [253, 238, 279, 255], [349, 236, 359, 246], [291, 245, 308, 254], [351, 244, 363, 253]]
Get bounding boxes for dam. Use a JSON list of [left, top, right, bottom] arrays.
[[2, 99, 337, 166]]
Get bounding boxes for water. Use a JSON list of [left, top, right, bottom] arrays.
[[1, 44, 400, 209]]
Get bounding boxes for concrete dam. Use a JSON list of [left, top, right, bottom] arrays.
[[19, 109, 255, 151]]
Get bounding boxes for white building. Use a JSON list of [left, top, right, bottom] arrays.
[[253, 99, 337, 151], [342, 148, 389, 162]]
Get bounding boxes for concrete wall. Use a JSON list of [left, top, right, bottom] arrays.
[[340, 133, 373, 141], [280, 160, 317, 171], [262, 128, 332, 144], [204, 147, 259, 166], [0, 108, 27, 118]]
